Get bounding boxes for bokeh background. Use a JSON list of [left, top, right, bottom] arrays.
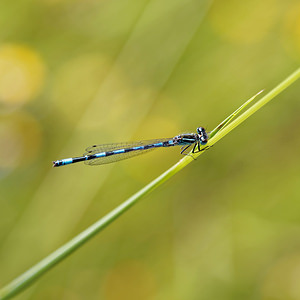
[[0, 0, 300, 299]]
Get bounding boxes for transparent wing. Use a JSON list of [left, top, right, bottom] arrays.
[[83, 138, 173, 166]]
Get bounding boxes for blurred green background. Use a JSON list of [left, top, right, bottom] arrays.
[[0, 0, 300, 299]]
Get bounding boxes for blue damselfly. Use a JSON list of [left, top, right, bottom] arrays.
[[53, 127, 208, 167]]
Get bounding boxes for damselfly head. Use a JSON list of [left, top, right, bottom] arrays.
[[197, 127, 208, 145]]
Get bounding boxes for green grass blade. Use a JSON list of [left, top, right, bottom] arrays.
[[207, 68, 300, 147], [0, 67, 299, 300], [209, 89, 264, 139]]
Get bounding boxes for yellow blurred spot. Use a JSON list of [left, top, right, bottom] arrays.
[[0, 44, 45, 105], [209, 0, 280, 44], [0, 112, 42, 171], [103, 260, 156, 300], [282, 3, 300, 59], [261, 253, 300, 299]]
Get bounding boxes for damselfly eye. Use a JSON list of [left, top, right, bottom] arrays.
[[197, 127, 205, 134], [200, 136, 207, 145]]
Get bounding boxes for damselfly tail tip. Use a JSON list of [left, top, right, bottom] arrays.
[[52, 161, 59, 167]]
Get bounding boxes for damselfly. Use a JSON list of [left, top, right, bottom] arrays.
[[53, 127, 209, 167]]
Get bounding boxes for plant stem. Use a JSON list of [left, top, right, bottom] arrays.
[[1, 67, 299, 300]]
